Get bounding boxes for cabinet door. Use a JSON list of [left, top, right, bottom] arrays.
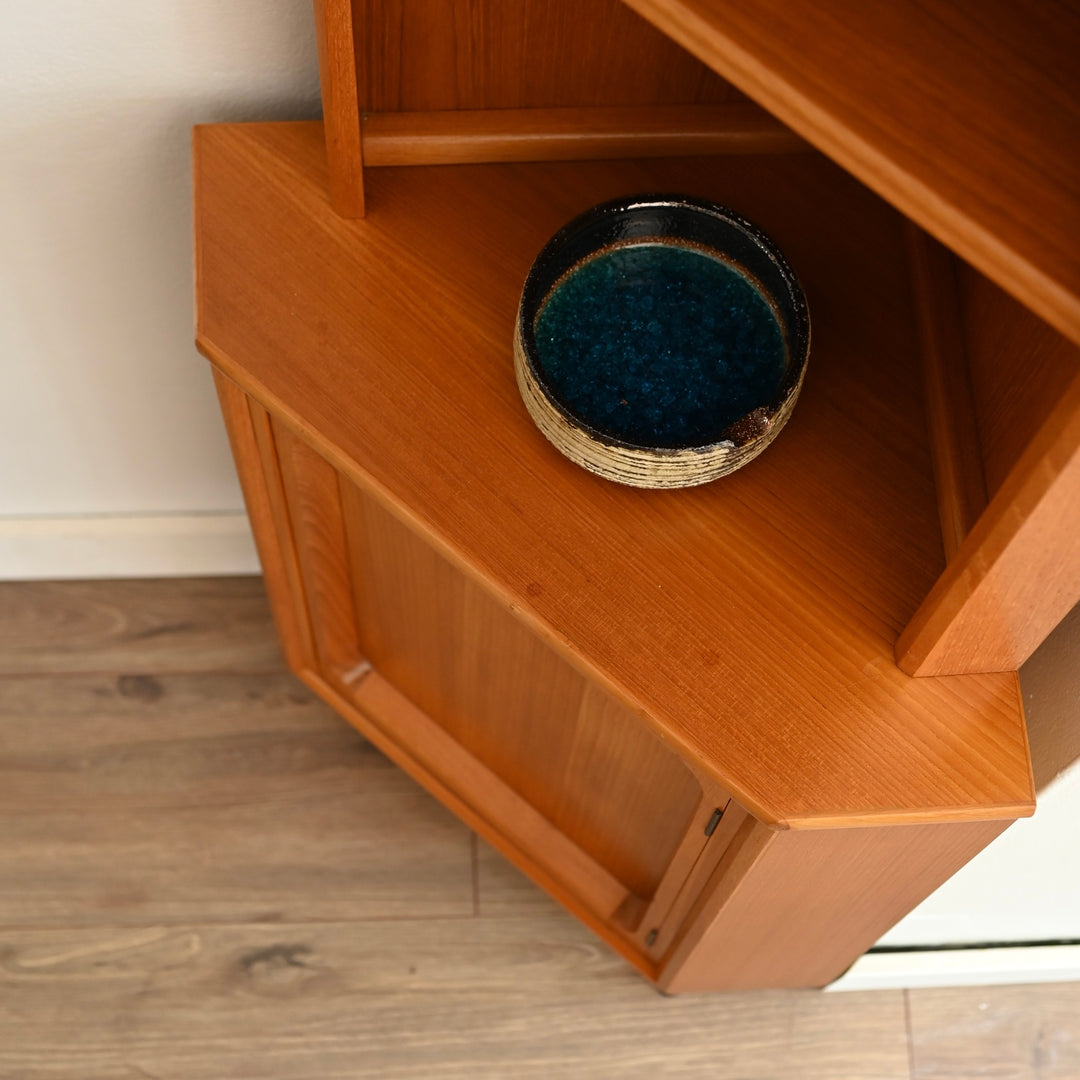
[[220, 379, 739, 971]]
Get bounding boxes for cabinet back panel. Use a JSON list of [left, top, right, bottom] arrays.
[[357, 0, 741, 113], [961, 265, 1080, 496], [339, 478, 702, 898]]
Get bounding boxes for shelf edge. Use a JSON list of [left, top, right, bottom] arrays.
[[201, 332, 1035, 831], [621, 0, 1080, 347]]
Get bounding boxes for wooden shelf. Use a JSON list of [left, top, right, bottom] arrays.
[[194, 121, 1033, 829], [623, 0, 1080, 345]]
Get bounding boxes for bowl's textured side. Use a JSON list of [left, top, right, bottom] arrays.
[[513, 318, 807, 489]]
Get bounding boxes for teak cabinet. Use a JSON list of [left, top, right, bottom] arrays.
[[194, 1, 1079, 991]]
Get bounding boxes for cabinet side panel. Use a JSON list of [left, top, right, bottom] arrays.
[[339, 478, 702, 898], [962, 268, 1080, 498], [272, 417, 365, 679], [659, 817, 1011, 993], [360, 0, 741, 112], [211, 369, 315, 674]]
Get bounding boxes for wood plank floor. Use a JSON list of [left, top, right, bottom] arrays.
[[0, 577, 1075, 1079]]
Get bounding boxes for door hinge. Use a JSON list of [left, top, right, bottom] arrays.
[[704, 806, 724, 837]]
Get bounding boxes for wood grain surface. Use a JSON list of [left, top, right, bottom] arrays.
[[312, 0, 364, 216], [335, 668, 649, 975], [247, 395, 326, 673], [273, 417, 364, 680], [361, 104, 805, 166], [0, 577, 282, 675], [0, 920, 913, 1080], [908, 982, 1080, 1080], [193, 121, 1032, 826], [475, 835, 564, 917], [317, 0, 746, 214], [0, 672, 473, 927], [898, 369, 1080, 675], [238, 381, 761, 981], [658, 817, 1011, 992], [340, 478, 702, 897], [355, 0, 740, 114], [622, 0, 1080, 345], [638, 794, 746, 960], [0, 578, 1070, 1077], [1022, 601, 1080, 790], [907, 228, 987, 560], [214, 369, 316, 673], [220, 390, 1018, 989], [959, 268, 1080, 498]]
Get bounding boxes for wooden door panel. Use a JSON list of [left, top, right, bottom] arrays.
[[339, 477, 703, 899], [231, 398, 724, 952]]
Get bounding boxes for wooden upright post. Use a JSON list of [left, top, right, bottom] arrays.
[[312, 0, 365, 216]]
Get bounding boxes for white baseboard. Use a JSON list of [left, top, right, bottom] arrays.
[[0, 512, 260, 579], [827, 945, 1080, 991]]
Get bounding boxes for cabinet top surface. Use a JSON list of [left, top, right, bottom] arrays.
[[195, 122, 1033, 827], [624, 0, 1080, 345]]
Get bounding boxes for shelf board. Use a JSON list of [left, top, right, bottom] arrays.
[[623, 0, 1080, 345], [194, 121, 1033, 828]]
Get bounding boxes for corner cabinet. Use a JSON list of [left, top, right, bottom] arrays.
[[194, 0, 1080, 992]]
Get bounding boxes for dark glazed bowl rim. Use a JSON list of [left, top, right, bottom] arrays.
[[517, 193, 811, 453]]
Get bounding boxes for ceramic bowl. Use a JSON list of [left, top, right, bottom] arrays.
[[514, 194, 810, 488]]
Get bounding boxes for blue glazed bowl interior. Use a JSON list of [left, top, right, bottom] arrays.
[[519, 195, 809, 451]]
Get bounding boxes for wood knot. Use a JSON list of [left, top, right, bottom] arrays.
[[116, 675, 164, 702]]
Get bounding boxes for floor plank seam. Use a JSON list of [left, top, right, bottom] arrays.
[[903, 987, 917, 1080], [0, 668, 293, 679], [0, 913, 484, 933], [470, 832, 480, 917]]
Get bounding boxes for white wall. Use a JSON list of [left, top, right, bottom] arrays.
[[0, 1, 321, 575], [0, 0, 1077, 966]]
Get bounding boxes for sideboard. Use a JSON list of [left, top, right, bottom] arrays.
[[194, 0, 1079, 991]]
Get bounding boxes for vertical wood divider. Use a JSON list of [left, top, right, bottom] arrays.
[[211, 369, 317, 672], [907, 225, 988, 560], [313, 0, 365, 216], [897, 369, 1080, 675], [271, 418, 366, 682]]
